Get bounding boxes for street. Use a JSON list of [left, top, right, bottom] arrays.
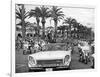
[[16, 48, 93, 73]]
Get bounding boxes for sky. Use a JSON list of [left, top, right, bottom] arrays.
[[16, 4, 95, 29]]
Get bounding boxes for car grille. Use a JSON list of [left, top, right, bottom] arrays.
[[36, 59, 63, 66]]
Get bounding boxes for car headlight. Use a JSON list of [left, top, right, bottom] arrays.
[[64, 55, 70, 65], [28, 56, 36, 65]]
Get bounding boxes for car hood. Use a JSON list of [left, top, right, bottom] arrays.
[[29, 50, 71, 60]]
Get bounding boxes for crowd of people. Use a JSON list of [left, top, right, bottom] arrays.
[[16, 33, 48, 54]]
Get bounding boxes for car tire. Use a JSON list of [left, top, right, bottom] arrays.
[[28, 68, 32, 72], [67, 66, 71, 70], [84, 57, 88, 64], [67, 62, 71, 70], [28, 68, 36, 72], [91, 58, 94, 69], [91, 65, 94, 69]]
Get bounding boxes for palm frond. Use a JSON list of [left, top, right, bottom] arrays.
[[28, 7, 41, 18], [50, 6, 64, 21], [16, 12, 22, 19], [16, 21, 22, 25], [39, 6, 50, 18], [28, 10, 35, 18], [55, 8, 62, 12], [16, 5, 28, 20]]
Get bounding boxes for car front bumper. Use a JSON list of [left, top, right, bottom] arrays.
[[28, 62, 71, 71], [28, 65, 70, 71]]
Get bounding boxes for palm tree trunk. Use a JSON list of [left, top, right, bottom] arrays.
[[21, 4, 26, 41], [69, 23, 71, 38], [42, 23, 45, 39], [22, 23, 26, 40], [54, 20, 57, 40], [36, 17, 40, 40], [42, 18, 46, 39]]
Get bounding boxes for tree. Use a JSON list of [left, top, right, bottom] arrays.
[[75, 23, 94, 40], [39, 6, 50, 39], [28, 7, 41, 39], [16, 4, 29, 40], [63, 17, 77, 38], [57, 25, 68, 35], [50, 6, 64, 39]]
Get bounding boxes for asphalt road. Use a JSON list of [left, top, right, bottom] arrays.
[[16, 49, 93, 73]]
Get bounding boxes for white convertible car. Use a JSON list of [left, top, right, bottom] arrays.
[[28, 50, 72, 71]]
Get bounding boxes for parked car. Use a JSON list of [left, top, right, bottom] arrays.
[[28, 50, 72, 71]]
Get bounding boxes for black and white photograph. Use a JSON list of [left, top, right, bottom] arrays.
[[15, 4, 95, 73]]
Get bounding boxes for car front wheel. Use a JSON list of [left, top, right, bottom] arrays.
[[67, 62, 71, 70]]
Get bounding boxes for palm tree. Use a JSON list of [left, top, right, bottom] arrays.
[[50, 6, 64, 39], [63, 17, 77, 38], [16, 4, 28, 40], [28, 7, 41, 39], [39, 6, 50, 39], [57, 25, 68, 35]]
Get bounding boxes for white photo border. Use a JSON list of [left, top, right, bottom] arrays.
[[11, 0, 96, 77]]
